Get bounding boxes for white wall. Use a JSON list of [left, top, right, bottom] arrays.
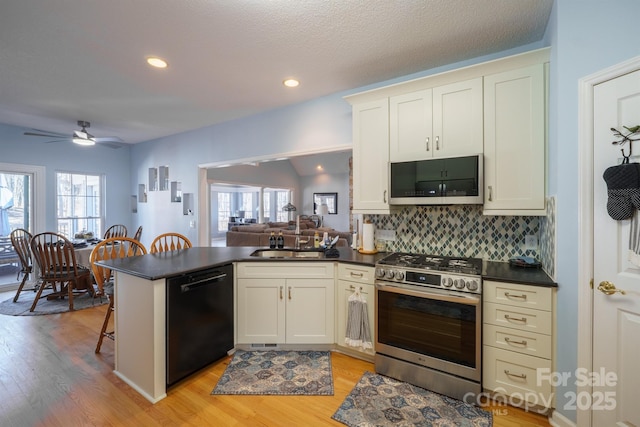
[[301, 173, 350, 231]]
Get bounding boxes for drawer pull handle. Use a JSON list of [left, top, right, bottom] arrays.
[[505, 292, 527, 300], [505, 337, 527, 346], [279, 286, 283, 300], [505, 315, 527, 323], [350, 272, 364, 278], [504, 370, 527, 380], [288, 286, 292, 300], [349, 285, 363, 292]]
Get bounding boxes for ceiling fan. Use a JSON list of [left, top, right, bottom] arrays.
[[23, 120, 127, 149]]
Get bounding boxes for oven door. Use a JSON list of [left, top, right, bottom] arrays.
[[375, 281, 481, 382]]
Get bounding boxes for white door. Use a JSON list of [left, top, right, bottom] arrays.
[[0, 163, 44, 289], [593, 69, 640, 427]]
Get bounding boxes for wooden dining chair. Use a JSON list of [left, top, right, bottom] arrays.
[[103, 224, 127, 239], [90, 237, 147, 353], [132, 225, 143, 242], [29, 232, 92, 312], [149, 232, 192, 253], [10, 228, 35, 302]]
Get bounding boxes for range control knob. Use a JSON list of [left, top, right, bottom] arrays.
[[375, 268, 386, 279], [454, 279, 466, 289], [394, 270, 404, 281], [466, 279, 479, 291], [442, 277, 453, 287], [385, 269, 396, 280]]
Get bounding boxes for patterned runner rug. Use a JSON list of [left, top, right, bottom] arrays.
[[211, 350, 334, 396], [333, 371, 493, 427], [0, 292, 106, 316]]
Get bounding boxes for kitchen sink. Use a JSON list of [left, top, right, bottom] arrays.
[[250, 249, 325, 258]]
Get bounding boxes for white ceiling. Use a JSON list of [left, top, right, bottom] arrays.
[[0, 0, 552, 144]]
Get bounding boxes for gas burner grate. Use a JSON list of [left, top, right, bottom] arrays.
[[379, 252, 482, 275]]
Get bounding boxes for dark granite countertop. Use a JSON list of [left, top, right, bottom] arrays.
[[96, 246, 388, 281], [97, 247, 556, 288], [483, 260, 557, 287]]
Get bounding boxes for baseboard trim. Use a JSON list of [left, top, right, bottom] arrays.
[[549, 410, 577, 427]]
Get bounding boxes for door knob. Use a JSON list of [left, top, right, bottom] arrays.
[[597, 281, 626, 296]]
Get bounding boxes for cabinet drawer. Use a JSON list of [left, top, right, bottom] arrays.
[[484, 281, 552, 311], [484, 302, 552, 335], [483, 324, 551, 359], [337, 264, 374, 284], [483, 346, 553, 407], [236, 262, 334, 279]]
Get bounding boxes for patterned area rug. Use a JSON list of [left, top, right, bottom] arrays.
[[211, 350, 334, 395], [0, 292, 106, 316], [333, 371, 492, 427]]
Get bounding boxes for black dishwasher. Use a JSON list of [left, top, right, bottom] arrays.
[[166, 263, 234, 386]]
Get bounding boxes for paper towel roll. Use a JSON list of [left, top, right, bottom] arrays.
[[362, 223, 375, 252]]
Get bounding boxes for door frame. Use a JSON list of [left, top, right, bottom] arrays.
[[577, 55, 640, 427]]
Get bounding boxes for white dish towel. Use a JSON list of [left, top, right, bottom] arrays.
[[345, 287, 372, 350], [629, 210, 640, 267]]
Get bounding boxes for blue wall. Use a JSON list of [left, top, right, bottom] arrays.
[[547, 0, 640, 422], [0, 123, 131, 235]]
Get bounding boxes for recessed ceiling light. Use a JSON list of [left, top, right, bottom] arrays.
[[147, 57, 168, 69], [283, 78, 299, 88], [316, 165, 324, 171]]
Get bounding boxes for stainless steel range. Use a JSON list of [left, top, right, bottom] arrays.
[[374, 252, 483, 401]]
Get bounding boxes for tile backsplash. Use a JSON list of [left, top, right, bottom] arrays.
[[366, 197, 555, 278]]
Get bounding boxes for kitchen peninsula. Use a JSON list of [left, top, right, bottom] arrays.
[[97, 247, 554, 403], [95, 246, 383, 403]]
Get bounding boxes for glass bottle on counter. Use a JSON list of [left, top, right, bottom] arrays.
[[269, 231, 276, 249], [276, 231, 284, 249]]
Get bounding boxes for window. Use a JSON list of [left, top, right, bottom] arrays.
[[275, 191, 289, 222], [56, 172, 103, 238], [217, 192, 231, 232], [241, 193, 254, 219], [263, 192, 271, 221]]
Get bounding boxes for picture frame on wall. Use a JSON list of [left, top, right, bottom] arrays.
[[313, 192, 337, 215]]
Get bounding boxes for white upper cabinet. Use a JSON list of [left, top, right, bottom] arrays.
[[389, 90, 433, 161], [346, 48, 549, 215], [351, 98, 393, 214], [390, 78, 483, 162], [483, 64, 546, 215]]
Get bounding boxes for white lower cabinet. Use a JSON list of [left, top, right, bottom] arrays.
[[335, 264, 375, 359], [483, 280, 555, 409], [236, 262, 335, 345]]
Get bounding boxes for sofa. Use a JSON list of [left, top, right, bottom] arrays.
[[226, 220, 352, 248]]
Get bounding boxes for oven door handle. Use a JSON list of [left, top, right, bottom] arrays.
[[375, 282, 480, 306]]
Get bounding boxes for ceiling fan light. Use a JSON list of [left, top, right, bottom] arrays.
[[72, 137, 95, 146], [72, 130, 95, 146]]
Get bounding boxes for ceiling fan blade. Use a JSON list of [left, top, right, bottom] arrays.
[[43, 139, 69, 144], [94, 138, 127, 149], [93, 136, 124, 143], [24, 131, 68, 138]]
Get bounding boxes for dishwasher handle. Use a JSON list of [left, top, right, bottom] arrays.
[[180, 273, 228, 293]]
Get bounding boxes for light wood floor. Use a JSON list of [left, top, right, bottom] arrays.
[[0, 291, 551, 426]]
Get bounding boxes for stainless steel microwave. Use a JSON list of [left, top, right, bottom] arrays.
[[389, 154, 483, 205]]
